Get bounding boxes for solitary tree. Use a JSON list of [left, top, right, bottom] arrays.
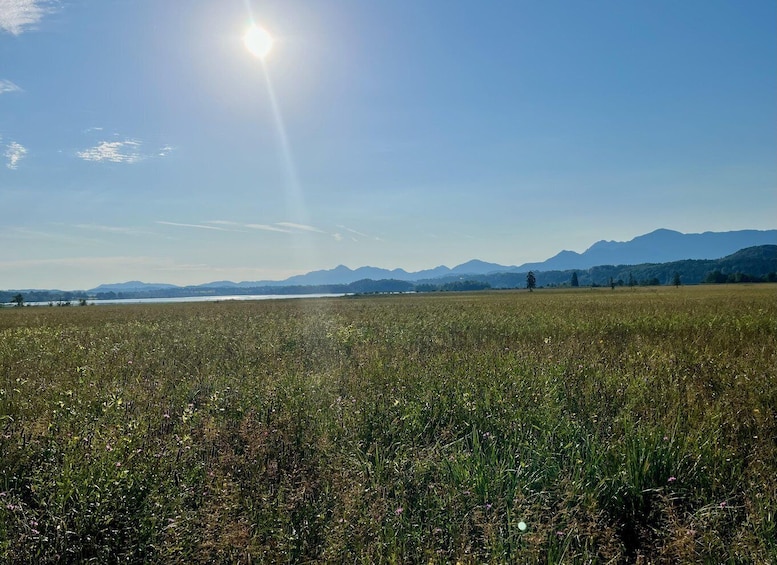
[[628, 272, 636, 288], [12, 294, 24, 307], [672, 272, 681, 287], [571, 272, 579, 287], [526, 271, 536, 292]]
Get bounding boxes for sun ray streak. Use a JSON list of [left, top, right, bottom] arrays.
[[243, 9, 320, 294], [260, 64, 308, 228]]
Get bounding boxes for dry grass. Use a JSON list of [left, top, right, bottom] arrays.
[[1, 285, 775, 562]]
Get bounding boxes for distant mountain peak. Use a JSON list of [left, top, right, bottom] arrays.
[[645, 228, 681, 236], [450, 259, 515, 275], [89, 281, 179, 293], [519, 228, 776, 272]]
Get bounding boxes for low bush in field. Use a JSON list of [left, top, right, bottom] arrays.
[[1, 285, 775, 563]]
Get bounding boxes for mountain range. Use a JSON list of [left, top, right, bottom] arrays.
[[3, 229, 776, 298], [89, 228, 775, 292]]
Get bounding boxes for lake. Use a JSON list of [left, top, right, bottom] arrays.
[[28, 293, 349, 307]]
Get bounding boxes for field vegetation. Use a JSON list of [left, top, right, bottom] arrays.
[[1, 285, 775, 563]]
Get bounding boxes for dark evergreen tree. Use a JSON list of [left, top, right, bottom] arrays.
[[571, 272, 579, 287], [526, 271, 536, 292], [672, 272, 681, 287]]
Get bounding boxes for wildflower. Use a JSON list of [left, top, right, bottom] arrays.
[[719, 501, 727, 508], [115, 462, 122, 468], [668, 476, 677, 483], [485, 503, 492, 510], [556, 531, 565, 537], [395, 507, 403, 515], [518, 521, 527, 531]]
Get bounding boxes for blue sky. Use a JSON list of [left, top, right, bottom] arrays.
[[1, 0, 775, 290]]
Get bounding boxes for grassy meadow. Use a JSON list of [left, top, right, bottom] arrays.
[[1, 285, 775, 563]]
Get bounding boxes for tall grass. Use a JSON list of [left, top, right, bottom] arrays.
[[1, 285, 775, 562]]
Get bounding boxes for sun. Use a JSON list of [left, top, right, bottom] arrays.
[[244, 24, 274, 59]]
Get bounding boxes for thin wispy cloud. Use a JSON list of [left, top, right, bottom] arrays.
[[206, 220, 239, 226], [5, 140, 27, 169], [1, 226, 61, 241], [77, 139, 174, 164], [0, 79, 22, 94], [199, 219, 341, 237], [337, 225, 370, 239], [207, 220, 315, 234], [157, 221, 236, 232], [0, 223, 157, 246], [0, 0, 56, 35], [158, 145, 174, 157], [245, 223, 293, 233], [242, 221, 382, 242], [77, 140, 143, 164], [0, 225, 116, 246], [336, 224, 383, 242], [205, 220, 286, 232], [276, 222, 327, 234], [73, 224, 152, 236]]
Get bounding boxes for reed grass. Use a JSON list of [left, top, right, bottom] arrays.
[[1, 285, 775, 562]]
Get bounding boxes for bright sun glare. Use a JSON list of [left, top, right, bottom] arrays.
[[244, 24, 273, 59]]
